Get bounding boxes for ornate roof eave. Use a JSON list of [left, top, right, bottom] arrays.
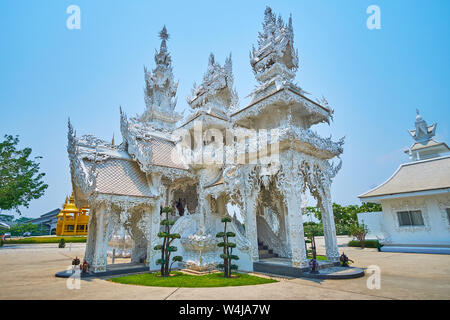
[[148, 164, 194, 182], [231, 87, 332, 125], [142, 107, 183, 124], [408, 123, 437, 142], [179, 109, 231, 130], [88, 192, 158, 212], [67, 120, 98, 201]]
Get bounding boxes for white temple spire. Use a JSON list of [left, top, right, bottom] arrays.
[[140, 26, 181, 131], [249, 6, 300, 102]]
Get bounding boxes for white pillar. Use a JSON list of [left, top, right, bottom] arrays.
[[319, 188, 339, 262], [244, 191, 260, 262], [147, 202, 161, 271], [284, 190, 308, 268], [84, 207, 97, 266], [92, 204, 107, 272]]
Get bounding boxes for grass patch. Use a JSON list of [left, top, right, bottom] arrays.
[[307, 255, 327, 261], [348, 239, 380, 248], [110, 271, 277, 288], [3, 236, 86, 244]]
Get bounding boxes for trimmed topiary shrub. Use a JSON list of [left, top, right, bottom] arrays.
[[155, 206, 182, 277], [348, 239, 380, 248], [216, 216, 239, 278]]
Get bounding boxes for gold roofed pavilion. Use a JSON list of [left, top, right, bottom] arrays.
[[55, 193, 89, 236]]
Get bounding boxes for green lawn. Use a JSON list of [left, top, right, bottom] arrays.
[[110, 271, 278, 288], [3, 236, 86, 244], [307, 255, 327, 261]]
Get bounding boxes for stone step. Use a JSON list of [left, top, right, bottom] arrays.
[[259, 253, 277, 259], [252, 260, 364, 279]]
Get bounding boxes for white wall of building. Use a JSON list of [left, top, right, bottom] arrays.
[[357, 211, 383, 240], [379, 193, 450, 245]]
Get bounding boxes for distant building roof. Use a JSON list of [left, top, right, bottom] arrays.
[[359, 156, 450, 201], [405, 139, 450, 156], [40, 209, 61, 218], [29, 209, 60, 225], [0, 222, 10, 229]]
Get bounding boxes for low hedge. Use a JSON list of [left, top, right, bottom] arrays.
[[348, 239, 380, 248], [3, 236, 87, 244]]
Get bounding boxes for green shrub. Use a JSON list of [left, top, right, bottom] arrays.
[[348, 239, 380, 248], [155, 206, 182, 277], [4, 236, 86, 244], [58, 238, 66, 248], [216, 216, 239, 278]]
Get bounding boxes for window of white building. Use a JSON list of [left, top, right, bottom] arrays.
[[446, 208, 450, 225], [397, 210, 424, 226]]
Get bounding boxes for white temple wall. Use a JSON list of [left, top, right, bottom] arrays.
[[379, 194, 450, 245]]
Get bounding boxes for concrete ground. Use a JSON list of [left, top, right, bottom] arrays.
[[1, 237, 449, 300]]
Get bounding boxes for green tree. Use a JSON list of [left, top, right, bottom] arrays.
[[0, 135, 48, 214], [349, 221, 369, 249], [9, 222, 40, 236], [304, 223, 321, 259], [358, 202, 382, 212], [0, 214, 14, 223], [304, 206, 321, 221], [155, 207, 182, 277], [216, 216, 239, 278], [305, 202, 381, 235]]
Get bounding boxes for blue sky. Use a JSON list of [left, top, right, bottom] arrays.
[[0, 0, 449, 218]]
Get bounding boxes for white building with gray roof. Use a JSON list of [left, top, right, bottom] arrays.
[[359, 111, 450, 254]]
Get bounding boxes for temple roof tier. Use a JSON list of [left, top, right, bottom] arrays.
[[120, 108, 190, 174], [231, 86, 333, 128], [186, 53, 238, 117]]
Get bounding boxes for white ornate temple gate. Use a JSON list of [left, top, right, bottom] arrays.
[[67, 7, 344, 274]]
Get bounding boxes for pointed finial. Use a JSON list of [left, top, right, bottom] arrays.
[[208, 52, 215, 66], [111, 133, 115, 146], [225, 53, 232, 69], [416, 108, 420, 115], [159, 25, 169, 41]]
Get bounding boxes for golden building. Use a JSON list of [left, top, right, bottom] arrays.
[[56, 194, 89, 236]]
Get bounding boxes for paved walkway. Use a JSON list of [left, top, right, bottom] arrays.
[[1, 241, 449, 300]]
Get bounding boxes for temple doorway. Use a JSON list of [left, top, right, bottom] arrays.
[[256, 184, 290, 260], [107, 226, 132, 266]]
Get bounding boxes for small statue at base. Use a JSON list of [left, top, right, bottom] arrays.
[[309, 258, 319, 274], [339, 252, 354, 267], [81, 259, 90, 273]]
